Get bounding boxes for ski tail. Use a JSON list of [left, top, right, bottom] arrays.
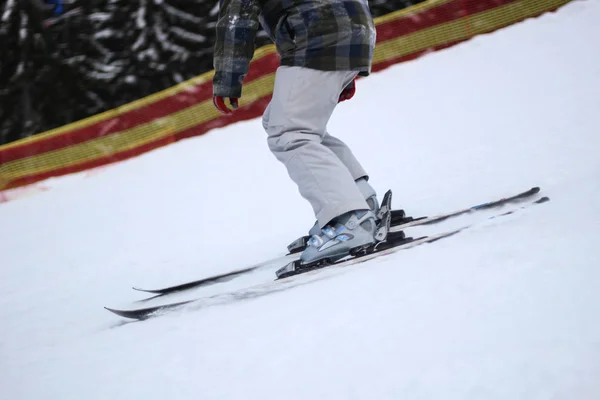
[[132, 265, 258, 296], [105, 299, 193, 320]]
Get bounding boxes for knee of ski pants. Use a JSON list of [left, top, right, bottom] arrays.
[[262, 108, 281, 152], [262, 104, 271, 132], [266, 133, 291, 154], [262, 105, 296, 153]]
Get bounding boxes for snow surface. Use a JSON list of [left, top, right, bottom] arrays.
[[2, 1, 600, 399]]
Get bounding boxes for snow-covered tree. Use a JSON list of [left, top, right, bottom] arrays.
[[0, 0, 101, 144], [0, 0, 425, 145], [87, 0, 219, 105]]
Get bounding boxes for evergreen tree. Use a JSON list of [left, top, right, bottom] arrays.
[[0, 0, 425, 145], [0, 0, 100, 144], [87, 0, 219, 105]]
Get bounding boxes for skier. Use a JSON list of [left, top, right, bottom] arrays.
[[23, 0, 66, 31], [212, 0, 380, 264], [44, 0, 64, 15]]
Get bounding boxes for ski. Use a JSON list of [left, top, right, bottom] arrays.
[[132, 191, 401, 300], [286, 186, 541, 251], [388, 186, 541, 232], [105, 233, 447, 320], [106, 195, 549, 321], [276, 195, 550, 279], [131, 253, 300, 300], [131, 186, 542, 298]]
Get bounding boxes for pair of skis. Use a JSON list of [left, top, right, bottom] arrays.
[[106, 187, 548, 320]]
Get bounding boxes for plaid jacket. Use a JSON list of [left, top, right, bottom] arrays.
[[213, 0, 376, 98]]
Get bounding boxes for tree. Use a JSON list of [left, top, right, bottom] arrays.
[[0, 0, 101, 144], [0, 0, 426, 145]]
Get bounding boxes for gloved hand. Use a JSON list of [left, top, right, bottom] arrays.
[[213, 96, 239, 114], [338, 78, 356, 103]]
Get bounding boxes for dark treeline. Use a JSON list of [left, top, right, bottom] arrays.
[[0, 0, 424, 145]]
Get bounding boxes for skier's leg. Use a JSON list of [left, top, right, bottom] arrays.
[[263, 66, 368, 228], [322, 133, 379, 214], [321, 133, 368, 182]]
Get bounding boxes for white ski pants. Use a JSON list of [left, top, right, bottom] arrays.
[[262, 66, 370, 227]]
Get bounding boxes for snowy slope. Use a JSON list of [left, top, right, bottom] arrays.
[[2, 1, 600, 399]]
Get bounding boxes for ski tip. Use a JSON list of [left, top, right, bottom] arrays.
[[534, 196, 550, 204], [104, 306, 143, 320], [104, 306, 125, 316], [531, 187, 541, 193], [132, 287, 161, 294], [104, 306, 126, 314]]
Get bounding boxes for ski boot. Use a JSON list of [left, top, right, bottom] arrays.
[[288, 178, 379, 254], [276, 190, 397, 279], [300, 209, 377, 265]]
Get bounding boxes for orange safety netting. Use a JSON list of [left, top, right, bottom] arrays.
[[0, 0, 572, 191]]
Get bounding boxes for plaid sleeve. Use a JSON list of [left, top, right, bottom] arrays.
[[213, 0, 260, 98]]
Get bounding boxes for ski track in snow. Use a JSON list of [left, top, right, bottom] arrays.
[[1, 2, 600, 399]]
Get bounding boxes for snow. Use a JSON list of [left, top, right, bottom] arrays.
[[88, 12, 112, 22], [2, 1, 600, 399], [210, 2, 220, 17], [124, 74, 137, 84], [136, 0, 147, 30], [163, 3, 204, 24], [154, 24, 187, 54], [1, 0, 15, 23], [94, 28, 117, 39], [91, 60, 122, 73], [132, 31, 148, 52], [19, 15, 28, 41], [169, 26, 207, 43]]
